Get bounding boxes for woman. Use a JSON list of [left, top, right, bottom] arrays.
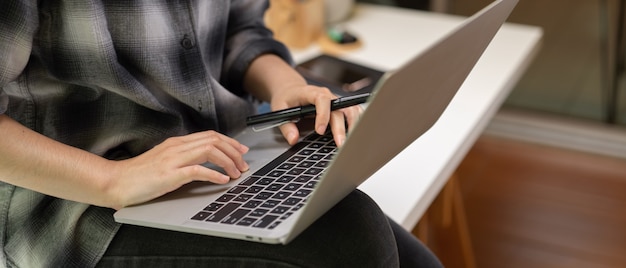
[[0, 1, 442, 267]]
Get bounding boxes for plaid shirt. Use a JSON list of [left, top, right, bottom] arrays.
[[0, 1, 291, 267]]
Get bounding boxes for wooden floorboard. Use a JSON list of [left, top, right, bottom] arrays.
[[453, 134, 626, 268]]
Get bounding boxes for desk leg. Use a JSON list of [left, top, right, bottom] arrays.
[[430, 0, 450, 13], [599, 0, 626, 123], [414, 173, 476, 268], [451, 174, 476, 268]]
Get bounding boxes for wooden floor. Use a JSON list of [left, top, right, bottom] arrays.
[[431, 134, 626, 267]]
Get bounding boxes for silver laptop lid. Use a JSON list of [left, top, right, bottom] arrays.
[[284, 0, 518, 243]]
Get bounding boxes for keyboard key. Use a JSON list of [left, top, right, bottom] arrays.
[[204, 202, 224, 212], [292, 203, 304, 211], [272, 191, 291, 200], [222, 209, 251, 225], [277, 163, 296, 170], [304, 168, 323, 176], [287, 168, 306, 176], [227, 186, 247, 194], [257, 177, 275, 185], [318, 135, 332, 142], [250, 208, 269, 217], [315, 161, 329, 168], [284, 183, 303, 191], [293, 175, 313, 183], [236, 217, 257, 226], [240, 176, 261, 186], [293, 189, 312, 197], [234, 194, 253, 202], [308, 142, 324, 149], [261, 200, 280, 208], [304, 181, 318, 189], [268, 220, 282, 230], [282, 197, 302, 206], [216, 194, 236, 202], [266, 170, 285, 178], [253, 215, 279, 228], [277, 175, 295, 183], [304, 134, 320, 141], [191, 211, 211, 221], [319, 147, 334, 154], [242, 200, 263, 208], [254, 191, 273, 200], [297, 161, 315, 168], [298, 149, 315, 156], [206, 203, 241, 222], [245, 186, 264, 194], [307, 154, 324, 161], [288, 156, 305, 163], [270, 206, 290, 215], [266, 183, 285, 192]]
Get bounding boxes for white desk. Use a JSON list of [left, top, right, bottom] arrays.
[[291, 4, 543, 230]]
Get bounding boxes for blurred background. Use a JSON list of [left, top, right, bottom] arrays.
[[269, 0, 626, 267], [362, 0, 626, 124], [356, 0, 626, 267]]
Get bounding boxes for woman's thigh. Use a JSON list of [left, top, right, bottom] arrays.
[[97, 190, 439, 267]]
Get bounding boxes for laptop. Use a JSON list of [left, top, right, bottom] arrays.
[[114, 0, 518, 244]]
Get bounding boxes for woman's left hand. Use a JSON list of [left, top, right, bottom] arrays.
[[270, 84, 362, 147], [244, 54, 363, 146]]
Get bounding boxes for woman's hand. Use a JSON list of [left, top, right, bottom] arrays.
[[1, 116, 250, 210], [244, 54, 363, 147], [270, 84, 362, 146], [107, 131, 249, 209]]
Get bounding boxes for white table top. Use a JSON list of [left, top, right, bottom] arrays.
[[291, 4, 543, 230]]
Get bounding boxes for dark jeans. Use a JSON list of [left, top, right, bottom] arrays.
[[97, 190, 442, 268]]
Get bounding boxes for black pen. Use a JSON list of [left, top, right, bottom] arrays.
[[246, 92, 371, 126]]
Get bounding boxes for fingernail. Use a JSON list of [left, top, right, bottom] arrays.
[[227, 169, 241, 179], [242, 162, 250, 172], [316, 125, 326, 134], [240, 144, 249, 153], [288, 132, 297, 143], [334, 135, 344, 147]]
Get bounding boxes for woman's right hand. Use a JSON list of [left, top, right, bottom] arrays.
[[107, 130, 249, 209]]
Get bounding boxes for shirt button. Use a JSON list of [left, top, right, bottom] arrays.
[[181, 35, 194, 49]]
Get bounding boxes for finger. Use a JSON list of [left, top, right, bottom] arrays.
[[283, 86, 334, 134], [216, 132, 250, 154], [213, 140, 250, 172], [176, 131, 249, 155], [344, 105, 363, 130], [200, 147, 243, 179], [308, 90, 334, 134], [177, 138, 247, 178], [279, 122, 300, 145], [329, 110, 347, 147], [202, 131, 249, 154], [331, 105, 363, 147], [176, 132, 249, 172], [179, 165, 231, 184]]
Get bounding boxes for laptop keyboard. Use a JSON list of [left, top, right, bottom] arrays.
[[190, 132, 337, 230]]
